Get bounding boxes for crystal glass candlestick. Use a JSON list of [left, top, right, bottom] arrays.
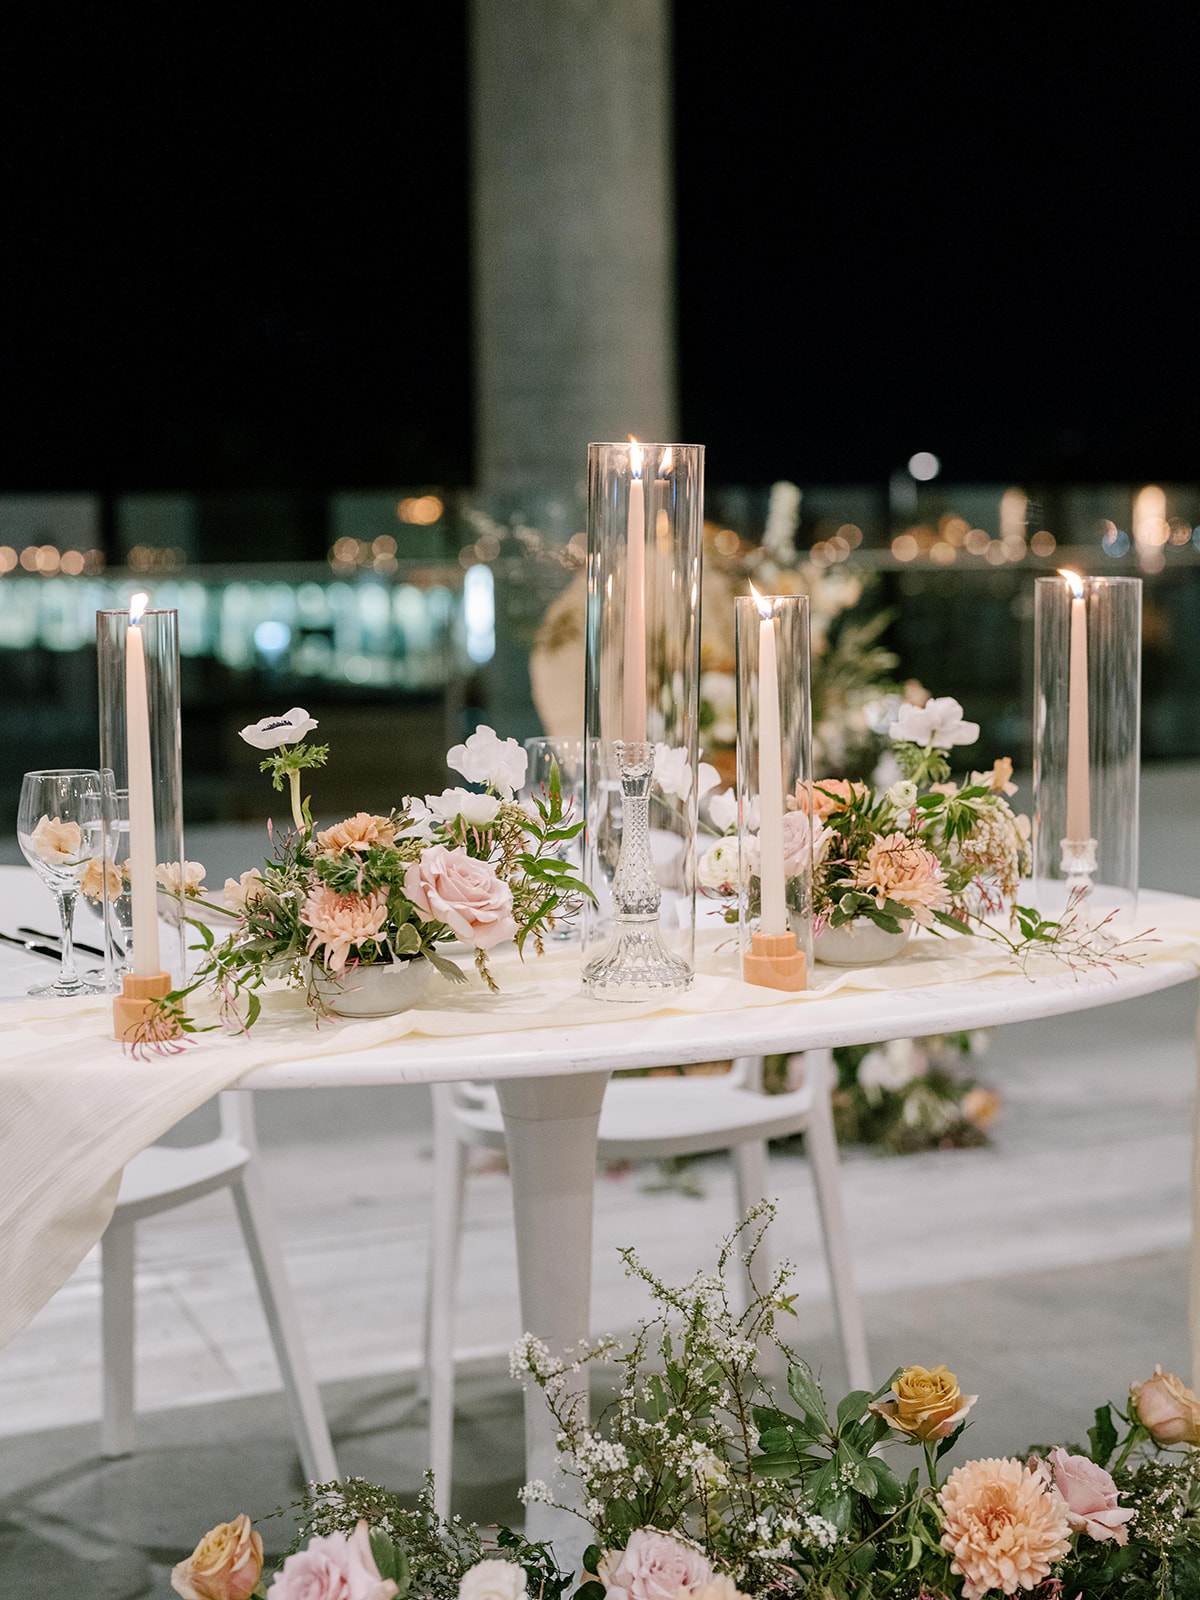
[[735, 593, 813, 989], [581, 442, 704, 999], [1032, 573, 1141, 923]]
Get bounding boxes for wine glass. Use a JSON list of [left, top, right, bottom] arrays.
[[17, 769, 108, 997]]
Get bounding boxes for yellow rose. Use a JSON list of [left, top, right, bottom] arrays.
[[869, 1363, 977, 1441], [171, 1514, 264, 1600], [1131, 1366, 1200, 1445]]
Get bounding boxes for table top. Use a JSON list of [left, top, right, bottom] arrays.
[[236, 894, 1198, 1089], [2, 866, 1194, 1091]]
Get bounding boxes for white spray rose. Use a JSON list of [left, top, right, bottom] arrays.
[[886, 779, 918, 810], [427, 788, 503, 827]]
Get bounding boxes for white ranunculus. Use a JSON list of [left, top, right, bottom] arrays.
[[459, 1560, 527, 1600], [707, 788, 738, 834], [427, 787, 503, 827], [886, 779, 918, 810], [447, 726, 527, 798], [888, 695, 979, 750], [653, 743, 693, 799], [238, 708, 318, 749], [697, 839, 742, 892]]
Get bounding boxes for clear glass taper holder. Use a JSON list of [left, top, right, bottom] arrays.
[[1032, 574, 1141, 924], [581, 441, 704, 999], [97, 604, 186, 1038], [735, 593, 813, 989]]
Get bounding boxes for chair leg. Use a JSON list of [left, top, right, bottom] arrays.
[[229, 1164, 338, 1484], [426, 1085, 469, 1519], [100, 1221, 136, 1458], [803, 1049, 872, 1391], [731, 1138, 772, 1303]]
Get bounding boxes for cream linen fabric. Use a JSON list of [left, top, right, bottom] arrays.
[[3, 901, 1199, 1352]]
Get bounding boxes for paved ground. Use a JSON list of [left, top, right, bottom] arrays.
[[0, 764, 1196, 1597]]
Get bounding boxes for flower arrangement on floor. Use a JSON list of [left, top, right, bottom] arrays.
[[827, 1032, 1001, 1154], [147, 710, 589, 1036], [180, 1214, 1200, 1600]]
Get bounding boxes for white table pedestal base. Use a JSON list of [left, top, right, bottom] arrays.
[[497, 1070, 610, 1560]]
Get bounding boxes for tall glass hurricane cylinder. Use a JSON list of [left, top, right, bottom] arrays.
[[581, 441, 703, 999], [96, 606, 187, 992], [1032, 574, 1140, 924], [735, 593, 813, 989]]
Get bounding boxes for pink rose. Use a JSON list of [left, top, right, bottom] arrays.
[[1045, 1448, 1134, 1544], [403, 844, 518, 950], [270, 1520, 398, 1600], [1131, 1366, 1200, 1444], [597, 1530, 713, 1600]]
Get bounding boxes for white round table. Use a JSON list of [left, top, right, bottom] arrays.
[[230, 891, 1199, 1548]]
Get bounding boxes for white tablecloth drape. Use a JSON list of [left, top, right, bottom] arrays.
[[4, 907, 1200, 1353]]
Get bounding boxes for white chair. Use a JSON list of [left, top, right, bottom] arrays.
[[100, 1088, 338, 1484], [424, 1049, 869, 1513]]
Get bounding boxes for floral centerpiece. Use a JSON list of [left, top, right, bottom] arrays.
[[184, 1215, 1200, 1599], [697, 692, 1125, 973], [148, 710, 589, 1036]]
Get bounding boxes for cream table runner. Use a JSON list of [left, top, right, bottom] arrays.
[[4, 904, 1200, 1352]]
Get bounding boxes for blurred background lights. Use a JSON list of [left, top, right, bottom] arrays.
[[463, 560, 495, 664], [907, 451, 940, 481], [1101, 521, 1131, 558], [397, 495, 443, 525], [253, 620, 292, 656]]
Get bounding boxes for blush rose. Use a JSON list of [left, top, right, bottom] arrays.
[[597, 1528, 714, 1600], [269, 1519, 398, 1600], [404, 844, 518, 949], [1044, 1447, 1134, 1544], [170, 1513, 263, 1600]]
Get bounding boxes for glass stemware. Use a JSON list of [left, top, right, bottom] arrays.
[[17, 769, 108, 997]]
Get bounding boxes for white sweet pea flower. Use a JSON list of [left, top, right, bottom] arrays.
[[889, 695, 979, 749], [707, 788, 738, 834], [427, 787, 503, 827], [697, 761, 721, 798], [447, 725, 527, 798], [653, 743, 693, 799], [156, 860, 206, 896], [886, 779, 918, 810], [223, 868, 266, 910], [238, 708, 318, 749]]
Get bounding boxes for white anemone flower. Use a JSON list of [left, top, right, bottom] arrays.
[[239, 708, 318, 749]]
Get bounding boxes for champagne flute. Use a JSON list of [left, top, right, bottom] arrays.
[[17, 769, 107, 997]]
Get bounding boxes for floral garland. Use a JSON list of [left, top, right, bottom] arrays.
[[142, 710, 590, 1037], [178, 1214, 1200, 1600]]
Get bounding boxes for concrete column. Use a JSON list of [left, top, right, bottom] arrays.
[[471, 0, 677, 494]]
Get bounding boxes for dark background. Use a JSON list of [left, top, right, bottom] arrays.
[[1, 5, 1197, 495]]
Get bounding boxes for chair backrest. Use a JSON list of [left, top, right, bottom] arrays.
[[217, 1088, 258, 1148]]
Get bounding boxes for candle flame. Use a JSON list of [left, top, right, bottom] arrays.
[[748, 581, 773, 620], [1058, 568, 1084, 598], [129, 591, 150, 624], [629, 437, 643, 479]]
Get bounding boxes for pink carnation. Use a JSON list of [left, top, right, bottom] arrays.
[[403, 844, 517, 950], [301, 884, 389, 973], [597, 1530, 713, 1600], [854, 832, 949, 926], [1044, 1447, 1134, 1544], [269, 1520, 398, 1600]]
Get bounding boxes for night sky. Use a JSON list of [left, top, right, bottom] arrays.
[[1, 5, 1197, 493]]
